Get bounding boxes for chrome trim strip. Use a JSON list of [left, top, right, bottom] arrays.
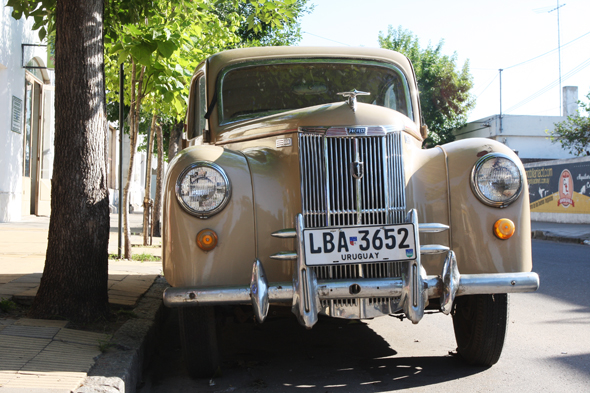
[[419, 223, 450, 233], [270, 251, 297, 260], [271, 229, 296, 238], [420, 244, 450, 254], [216, 129, 298, 145]]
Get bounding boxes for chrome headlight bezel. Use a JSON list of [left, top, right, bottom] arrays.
[[470, 153, 523, 208], [175, 161, 231, 219]]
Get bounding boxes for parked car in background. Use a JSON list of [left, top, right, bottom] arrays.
[[162, 47, 540, 377]]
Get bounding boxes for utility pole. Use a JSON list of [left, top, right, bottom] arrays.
[[548, 1, 566, 115], [118, 63, 124, 258], [499, 69, 503, 134]]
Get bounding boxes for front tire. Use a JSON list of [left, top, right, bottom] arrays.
[[178, 306, 220, 378], [452, 294, 508, 367]]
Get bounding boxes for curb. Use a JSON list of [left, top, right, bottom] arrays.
[[531, 230, 590, 245], [75, 277, 170, 393]]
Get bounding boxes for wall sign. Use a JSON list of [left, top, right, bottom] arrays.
[[526, 160, 590, 214], [11, 96, 23, 134]]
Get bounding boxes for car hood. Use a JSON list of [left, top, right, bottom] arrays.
[[214, 102, 422, 144]]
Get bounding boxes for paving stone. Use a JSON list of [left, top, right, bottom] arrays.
[[11, 273, 43, 283], [0, 334, 51, 351], [0, 319, 17, 326], [15, 318, 69, 328], [0, 325, 60, 339], [0, 274, 20, 284], [2, 371, 85, 391], [54, 328, 110, 346], [107, 274, 127, 282]]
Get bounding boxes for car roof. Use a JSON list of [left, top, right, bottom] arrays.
[[206, 46, 415, 82]]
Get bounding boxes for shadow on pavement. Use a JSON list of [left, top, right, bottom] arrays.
[[142, 306, 486, 393]]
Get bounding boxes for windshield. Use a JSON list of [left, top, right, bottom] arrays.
[[219, 60, 412, 124]]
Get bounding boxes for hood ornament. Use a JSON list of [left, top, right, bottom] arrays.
[[337, 89, 370, 113]]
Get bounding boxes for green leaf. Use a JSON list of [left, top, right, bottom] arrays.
[[130, 42, 156, 66], [157, 40, 177, 58], [110, 42, 124, 53], [118, 50, 130, 65], [126, 24, 142, 36]]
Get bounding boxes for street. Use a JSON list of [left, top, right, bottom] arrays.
[[139, 239, 590, 392]]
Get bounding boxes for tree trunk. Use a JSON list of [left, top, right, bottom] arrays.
[[168, 120, 184, 161], [142, 114, 156, 245], [29, 0, 110, 322], [122, 60, 145, 259], [152, 123, 164, 238]]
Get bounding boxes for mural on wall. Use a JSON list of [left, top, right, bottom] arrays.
[[526, 161, 590, 214]]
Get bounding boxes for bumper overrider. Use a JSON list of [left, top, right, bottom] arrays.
[[163, 210, 540, 328]]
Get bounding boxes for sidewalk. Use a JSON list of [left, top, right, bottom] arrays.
[[531, 221, 590, 244], [0, 213, 166, 393]]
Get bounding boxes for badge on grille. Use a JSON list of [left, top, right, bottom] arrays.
[[346, 127, 367, 135], [351, 160, 364, 179]]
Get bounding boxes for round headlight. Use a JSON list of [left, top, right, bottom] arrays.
[[471, 153, 523, 208], [176, 162, 231, 218]]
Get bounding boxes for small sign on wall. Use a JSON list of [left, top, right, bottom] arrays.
[[11, 96, 23, 134]]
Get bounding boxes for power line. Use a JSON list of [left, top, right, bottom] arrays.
[[504, 29, 590, 70], [301, 31, 351, 47], [476, 74, 498, 99], [505, 56, 590, 113]]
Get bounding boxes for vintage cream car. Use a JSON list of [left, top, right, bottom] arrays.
[[162, 47, 540, 377]]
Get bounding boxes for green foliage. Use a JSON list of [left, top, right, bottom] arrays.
[[8, 0, 306, 123], [378, 25, 475, 145], [131, 253, 161, 262], [548, 93, 590, 156], [215, 0, 312, 47], [0, 297, 16, 312]]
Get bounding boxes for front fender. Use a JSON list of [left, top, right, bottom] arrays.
[[406, 138, 531, 275], [163, 145, 256, 287]]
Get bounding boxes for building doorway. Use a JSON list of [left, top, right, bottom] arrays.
[[22, 59, 53, 217]]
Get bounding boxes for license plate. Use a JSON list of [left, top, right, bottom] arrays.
[[303, 224, 416, 266]]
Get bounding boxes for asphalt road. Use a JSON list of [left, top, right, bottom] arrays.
[[139, 240, 590, 392]]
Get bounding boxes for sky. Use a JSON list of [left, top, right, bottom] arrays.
[[297, 0, 590, 122]]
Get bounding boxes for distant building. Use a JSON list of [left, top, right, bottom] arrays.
[[454, 86, 580, 163], [0, 6, 149, 222], [0, 6, 55, 222]]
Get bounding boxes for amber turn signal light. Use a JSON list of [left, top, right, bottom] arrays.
[[494, 219, 515, 240], [196, 229, 218, 251]]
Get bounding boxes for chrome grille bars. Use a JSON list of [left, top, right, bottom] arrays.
[[299, 132, 406, 229]]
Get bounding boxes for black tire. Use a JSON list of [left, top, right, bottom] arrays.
[[452, 294, 509, 367], [178, 306, 220, 378]]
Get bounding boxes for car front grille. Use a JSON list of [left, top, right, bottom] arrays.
[[299, 131, 407, 313], [299, 132, 406, 229]]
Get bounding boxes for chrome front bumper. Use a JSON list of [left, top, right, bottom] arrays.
[[163, 210, 540, 329]]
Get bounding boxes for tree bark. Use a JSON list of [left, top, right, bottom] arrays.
[[29, 0, 110, 322], [152, 123, 164, 238], [142, 114, 156, 245], [122, 60, 144, 259], [168, 120, 184, 161]]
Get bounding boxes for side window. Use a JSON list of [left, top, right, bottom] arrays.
[[189, 74, 207, 139]]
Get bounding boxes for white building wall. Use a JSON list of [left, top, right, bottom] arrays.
[[0, 6, 49, 222], [454, 114, 578, 161]]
